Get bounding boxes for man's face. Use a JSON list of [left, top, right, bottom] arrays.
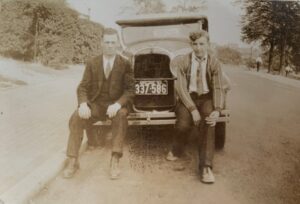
[[190, 36, 209, 58], [102, 33, 119, 56]]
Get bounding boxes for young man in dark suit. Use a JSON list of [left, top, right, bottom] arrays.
[[63, 28, 134, 179], [167, 31, 224, 184]]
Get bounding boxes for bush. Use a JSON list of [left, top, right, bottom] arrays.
[[216, 46, 243, 65], [245, 58, 256, 69], [0, 0, 104, 67]]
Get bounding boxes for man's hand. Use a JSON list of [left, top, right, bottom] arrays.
[[78, 102, 91, 119], [205, 110, 220, 127], [191, 109, 201, 126], [106, 103, 121, 118]]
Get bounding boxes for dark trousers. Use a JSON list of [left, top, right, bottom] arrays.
[[86, 126, 98, 147], [66, 101, 128, 158], [257, 62, 260, 72], [172, 93, 215, 169]]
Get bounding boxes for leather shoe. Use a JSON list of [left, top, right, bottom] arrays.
[[166, 151, 179, 161], [200, 167, 215, 184], [63, 158, 79, 179], [110, 155, 121, 180]]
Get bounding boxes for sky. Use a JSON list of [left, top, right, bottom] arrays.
[[66, 0, 247, 47]]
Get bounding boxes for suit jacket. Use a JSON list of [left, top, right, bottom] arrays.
[[171, 52, 224, 112], [77, 54, 134, 107]]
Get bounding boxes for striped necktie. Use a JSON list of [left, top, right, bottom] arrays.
[[195, 57, 205, 96], [104, 62, 111, 79]]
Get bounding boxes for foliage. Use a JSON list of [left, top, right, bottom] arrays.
[[120, 0, 207, 15], [72, 19, 103, 64], [240, 0, 300, 74], [170, 0, 207, 13], [244, 58, 256, 69], [133, 0, 166, 14], [216, 46, 242, 65], [0, 0, 103, 67], [36, 1, 78, 67], [0, 0, 34, 60]]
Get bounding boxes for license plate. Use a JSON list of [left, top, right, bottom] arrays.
[[135, 80, 168, 95]]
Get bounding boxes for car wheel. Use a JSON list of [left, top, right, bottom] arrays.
[[215, 122, 226, 150]]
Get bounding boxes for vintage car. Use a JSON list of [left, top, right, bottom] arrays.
[[95, 14, 230, 149]]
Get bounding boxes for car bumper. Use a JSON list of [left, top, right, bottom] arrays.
[[93, 110, 230, 126]]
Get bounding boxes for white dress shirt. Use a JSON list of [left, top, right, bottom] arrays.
[[103, 55, 116, 78], [189, 52, 209, 94]]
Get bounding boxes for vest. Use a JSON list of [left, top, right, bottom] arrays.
[[96, 74, 112, 103]]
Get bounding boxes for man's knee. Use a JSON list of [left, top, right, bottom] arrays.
[[176, 121, 192, 132], [69, 110, 85, 128], [201, 100, 214, 117], [202, 109, 213, 118], [116, 108, 128, 118], [111, 108, 128, 124]]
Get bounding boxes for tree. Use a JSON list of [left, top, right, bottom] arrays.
[[289, 21, 300, 73], [241, 0, 275, 72], [133, 0, 166, 14], [240, 0, 300, 74], [0, 0, 103, 67], [72, 19, 103, 64], [170, 0, 207, 13], [271, 1, 300, 74], [120, 0, 206, 15], [0, 0, 34, 60]]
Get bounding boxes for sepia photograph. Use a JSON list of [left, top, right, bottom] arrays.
[[0, 0, 299, 203]]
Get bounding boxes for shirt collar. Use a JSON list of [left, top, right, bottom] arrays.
[[103, 55, 116, 65], [192, 52, 207, 63]]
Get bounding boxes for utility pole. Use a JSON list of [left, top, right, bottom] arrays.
[[33, 17, 39, 62]]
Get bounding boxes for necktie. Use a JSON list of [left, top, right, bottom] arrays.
[[105, 61, 111, 79], [196, 57, 205, 95]]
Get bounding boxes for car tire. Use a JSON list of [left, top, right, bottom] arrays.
[[215, 122, 226, 150]]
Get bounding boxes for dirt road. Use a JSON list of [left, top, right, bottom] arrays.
[[30, 66, 300, 204]]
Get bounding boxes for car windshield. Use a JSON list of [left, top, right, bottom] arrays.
[[122, 23, 201, 45]]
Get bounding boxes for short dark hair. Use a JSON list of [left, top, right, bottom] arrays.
[[102, 28, 118, 38], [189, 30, 210, 42]]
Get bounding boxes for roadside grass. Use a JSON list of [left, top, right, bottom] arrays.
[[0, 74, 27, 89]]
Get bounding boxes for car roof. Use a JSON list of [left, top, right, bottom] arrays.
[[116, 13, 208, 27]]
